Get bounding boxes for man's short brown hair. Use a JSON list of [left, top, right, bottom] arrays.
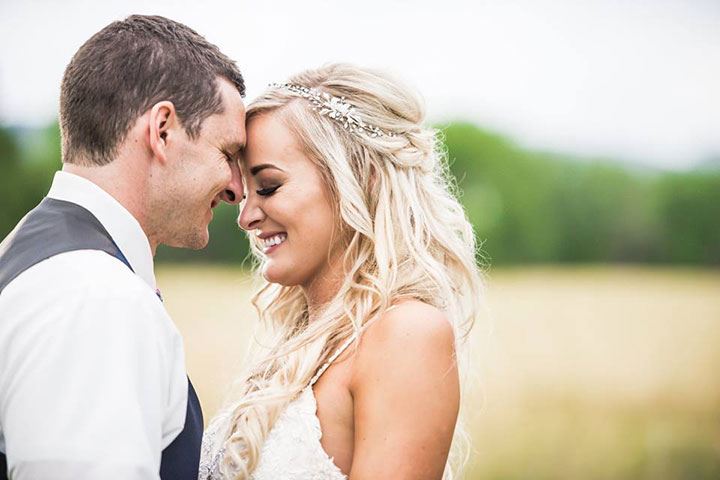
[[59, 14, 245, 165]]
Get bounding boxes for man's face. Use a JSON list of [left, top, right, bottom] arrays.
[[157, 78, 246, 249]]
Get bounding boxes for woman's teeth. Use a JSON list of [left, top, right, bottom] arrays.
[[262, 233, 287, 249]]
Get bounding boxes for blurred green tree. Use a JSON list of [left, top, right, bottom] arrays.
[[656, 172, 720, 265], [1, 121, 717, 267]]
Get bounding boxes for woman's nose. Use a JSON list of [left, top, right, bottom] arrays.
[[238, 194, 264, 231]]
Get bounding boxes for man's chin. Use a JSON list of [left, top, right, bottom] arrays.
[[165, 229, 210, 250], [188, 231, 210, 250], [188, 238, 210, 250]]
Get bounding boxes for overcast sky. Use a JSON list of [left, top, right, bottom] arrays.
[[1, 0, 718, 169]]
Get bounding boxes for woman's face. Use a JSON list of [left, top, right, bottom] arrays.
[[238, 113, 342, 292]]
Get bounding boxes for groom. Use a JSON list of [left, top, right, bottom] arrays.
[[0, 15, 245, 480]]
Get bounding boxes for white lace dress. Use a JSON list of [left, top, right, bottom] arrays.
[[198, 335, 356, 480]]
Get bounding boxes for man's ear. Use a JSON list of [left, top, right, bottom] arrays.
[[149, 101, 178, 164]]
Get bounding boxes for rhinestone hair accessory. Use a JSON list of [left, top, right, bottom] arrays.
[[269, 83, 395, 138]]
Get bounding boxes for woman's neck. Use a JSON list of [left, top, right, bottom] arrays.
[[303, 254, 345, 322]]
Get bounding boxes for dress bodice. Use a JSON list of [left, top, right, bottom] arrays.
[[199, 332, 360, 480], [199, 385, 346, 480]]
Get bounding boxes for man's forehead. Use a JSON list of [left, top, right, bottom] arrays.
[[212, 107, 246, 148], [225, 100, 246, 146], [219, 78, 246, 116]]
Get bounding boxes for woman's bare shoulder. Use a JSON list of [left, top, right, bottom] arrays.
[[347, 299, 460, 478], [351, 299, 457, 389]]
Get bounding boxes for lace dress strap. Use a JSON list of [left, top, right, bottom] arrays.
[[308, 305, 398, 387], [309, 333, 356, 387]]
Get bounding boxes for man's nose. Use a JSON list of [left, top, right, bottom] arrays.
[[221, 164, 244, 205]]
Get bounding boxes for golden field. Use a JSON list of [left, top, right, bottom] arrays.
[[158, 265, 720, 479]]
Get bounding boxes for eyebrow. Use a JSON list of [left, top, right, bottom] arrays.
[[223, 140, 245, 159], [250, 163, 285, 175]]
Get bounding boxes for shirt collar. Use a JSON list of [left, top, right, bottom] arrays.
[[47, 171, 157, 290]]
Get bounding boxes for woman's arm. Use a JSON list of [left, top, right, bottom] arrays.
[[348, 301, 460, 479]]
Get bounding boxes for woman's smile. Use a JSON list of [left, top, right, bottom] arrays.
[[259, 232, 288, 254]]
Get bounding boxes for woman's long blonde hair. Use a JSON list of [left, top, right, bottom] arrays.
[[211, 63, 483, 478]]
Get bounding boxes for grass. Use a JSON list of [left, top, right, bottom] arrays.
[[157, 265, 720, 479]]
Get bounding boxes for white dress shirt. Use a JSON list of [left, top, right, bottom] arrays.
[[0, 171, 188, 479]]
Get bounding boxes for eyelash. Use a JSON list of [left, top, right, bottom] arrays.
[[257, 185, 280, 196]]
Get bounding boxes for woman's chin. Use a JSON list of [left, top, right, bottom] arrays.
[[262, 263, 300, 286]]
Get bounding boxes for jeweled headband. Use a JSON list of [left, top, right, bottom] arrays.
[[269, 83, 396, 138]]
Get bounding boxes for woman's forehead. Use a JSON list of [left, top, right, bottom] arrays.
[[243, 115, 308, 170]]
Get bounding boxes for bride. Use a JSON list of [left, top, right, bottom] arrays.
[[199, 63, 483, 479]]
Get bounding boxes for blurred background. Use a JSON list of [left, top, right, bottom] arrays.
[[1, 0, 719, 478]]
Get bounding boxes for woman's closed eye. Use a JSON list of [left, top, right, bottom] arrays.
[[257, 185, 280, 196]]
